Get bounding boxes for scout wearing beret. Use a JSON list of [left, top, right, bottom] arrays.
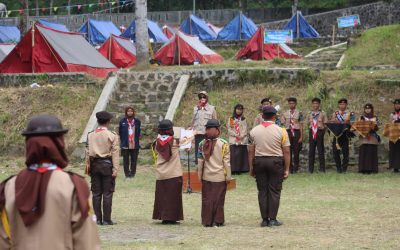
[[280, 97, 303, 174], [330, 98, 355, 174], [305, 98, 328, 173], [389, 99, 400, 173], [86, 111, 120, 225], [254, 98, 281, 127]]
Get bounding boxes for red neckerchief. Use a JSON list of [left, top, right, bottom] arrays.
[[127, 119, 135, 146], [261, 122, 275, 128], [31, 160, 62, 173], [199, 102, 208, 108], [235, 116, 241, 141], [158, 136, 172, 146], [95, 127, 107, 133], [395, 111, 400, 120]]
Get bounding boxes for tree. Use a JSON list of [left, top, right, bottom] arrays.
[[36, 0, 39, 16], [49, 0, 53, 15], [135, 0, 149, 67], [68, 0, 71, 15], [291, 0, 298, 15], [20, 0, 29, 38], [242, 0, 247, 9]]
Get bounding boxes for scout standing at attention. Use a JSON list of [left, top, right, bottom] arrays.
[[254, 98, 281, 127], [280, 97, 303, 174], [152, 120, 197, 225], [227, 104, 250, 174], [305, 98, 328, 173], [331, 98, 355, 174], [86, 111, 119, 226], [198, 119, 231, 227], [389, 99, 400, 173], [0, 115, 100, 249], [249, 106, 291, 227], [119, 106, 141, 179]]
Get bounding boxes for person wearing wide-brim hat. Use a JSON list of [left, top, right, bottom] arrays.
[[190, 91, 217, 165], [254, 98, 282, 127], [357, 103, 381, 174], [152, 120, 197, 225], [0, 115, 100, 249], [198, 119, 231, 227], [389, 99, 400, 173], [227, 104, 250, 174]]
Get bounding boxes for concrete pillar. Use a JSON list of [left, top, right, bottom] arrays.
[[135, 0, 150, 67]]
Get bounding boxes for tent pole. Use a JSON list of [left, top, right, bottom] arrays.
[[239, 11, 242, 40], [88, 19, 91, 44], [297, 10, 299, 39], [32, 25, 35, 73], [177, 31, 181, 66], [148, 36, 154, 59], [189, 12, 192, 35], [260, 27, 263, 61], [109, 34, 112, 61]]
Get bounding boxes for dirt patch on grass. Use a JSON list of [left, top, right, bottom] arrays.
[[99, 226, 184, 242]]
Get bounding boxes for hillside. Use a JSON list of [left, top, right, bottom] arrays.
[[343, 24, 400, 67]]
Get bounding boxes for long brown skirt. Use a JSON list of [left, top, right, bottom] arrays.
[[152, 176, 184, 221], [358, 144, 378, 173], [201, 180, 227, 226], [194, 134, 205, 165], [389, 141, 400, 169], [230, 145, 249, 173]]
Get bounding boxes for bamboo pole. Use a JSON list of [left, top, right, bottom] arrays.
[[189, 12, 192, 35], [177, 31, 181, 66], [109, 34, 112, 61], [297, 10, 299, 39], [260, 27, 264, 61], [32, 24, 35, 73], [239, 11, 242, 40], [332, 25, 335, 46]]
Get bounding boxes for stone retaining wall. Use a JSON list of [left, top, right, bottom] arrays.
[[0, 72, 96, 87]]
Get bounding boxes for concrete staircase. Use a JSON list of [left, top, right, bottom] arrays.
[[304, 44, 346, 70]]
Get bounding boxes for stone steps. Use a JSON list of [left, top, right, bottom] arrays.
[[110, 111, 165, 124], [115, 91, 174, 103], [108, 102, 170, 113], [119, 81, 178, 92]]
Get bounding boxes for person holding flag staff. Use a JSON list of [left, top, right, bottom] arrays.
[[198, 119, 231, 227], [191, 91, 217, 165], [280, 97, 303, 174], [227, 104, 250, 174], [151, 120, 197, 225], [388, 99, 400, 173], [305, 98, 328, 173], [254, 98, 281, 127], [330, 98, 355, 174]]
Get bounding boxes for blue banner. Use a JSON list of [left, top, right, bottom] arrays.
[[264, 30, 293, 44], [337, 15, 360, 28]]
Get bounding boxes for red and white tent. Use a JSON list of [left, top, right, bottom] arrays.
[[162, 24, 180, 39], [208, 23, 223, 35], [236, 27, 301, 61], [0, 43, 15, 63], [154, 30, 223, 65], [0, 24, 117, 77], [119, 25, 127, 33], [98, 34, 136, 69]]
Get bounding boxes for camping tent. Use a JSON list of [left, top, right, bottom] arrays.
[[216, 12, 258, 40], [77, 19, 121, 44], [180, 14, 217, 41], [208, 23, 223, 35], [121, 19, 168, 42], [0, 25, 20, 43], [98, 34, 136, 68], [38, 19, 70, 32], [236, 27, 301, 61], [154, 30, 223, 65], [283, 12, 319, 38], [0, 24, 117, 77], [163, 24, 180, 39], [0, 43, 15, 62]]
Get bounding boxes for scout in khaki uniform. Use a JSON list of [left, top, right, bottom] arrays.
[[389, 99, 400, 173], [86, 111, 119, 226], [305, 98, 328, 173], [331, 98, 355, 174], [152, 120, 197, 225], [280, 97, 303, 174], [254, 98, 281, 127], [249, 107, 291, 227], [227, 104, 250, 173], [198, 119, 231, 227], [191, 91, 217, 164], [0, 115, 100, 250]]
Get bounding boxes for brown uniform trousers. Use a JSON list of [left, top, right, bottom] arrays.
[[308, 129, 326, 172], [254, 156, 284, 220], [332, 136, 349, 172], [287, 129, 302, 171], [90, 160, 115, 222]]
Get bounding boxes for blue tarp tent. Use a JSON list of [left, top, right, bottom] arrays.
[[121, 19, 168, 42], [180, 14, 217, 41], [216, 13, 258, 40], [38, 19, 70, 32], [77, 19, 121, 44], [283, 12, 319, 38], [0, 25, 20, 43]]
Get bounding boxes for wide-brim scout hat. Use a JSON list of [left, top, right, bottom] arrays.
[[262, 106, 277, 115], [198, 91, 209, 97], [158, 119, 174, 129], [234, 104, 245, 109], [364, 103, 374, 109], [338, 98, 348, 104], [205, 119, 221, 128], [393, 99, 400, 104], [96, 111, 113, 120], [20, 114, 69, 136]]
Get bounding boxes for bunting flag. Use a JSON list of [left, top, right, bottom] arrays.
[[54, 7, 58, 11], [123, 1, 126, 4], [89, 4, 93, 8], [42, 8, 46, 11], [121, 5, 124, 9], [78, 5, 82, 9], [125, 3, 129, 6], [101, 3, 104, 6], [112, 2, 115, 5], [7, 11, 11, 15], [19, 10, 22, 14], [64, 17, 67, 20], [105, 9, 107, 13], [66, 6, 70, 10]]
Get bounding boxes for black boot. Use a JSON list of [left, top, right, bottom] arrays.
[[261, 219, 269, 227], [337, 167, 342, 174], [393, 169, 399, 173], [103, 220, 117, 225], [267, 219, 283, 227], [342, 167, 347, 174]]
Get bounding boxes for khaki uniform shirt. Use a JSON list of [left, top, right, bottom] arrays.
[[249, 123, 291, 157], [193, 105, 216, 134], [331, 109, 355, 122], [198, 139, 231, 183], [390, 113, 400, 123], [358, 116, 380, 145], [227, 117, 249, 145], [280, 110, 303, 130], [155, 134, 195, 180], [85, 128, 120, 175], [305, 110, 328, 129], [0, 171, 100, 250], [254, 114, 281, 127]]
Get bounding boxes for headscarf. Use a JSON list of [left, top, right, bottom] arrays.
[[156, 128, 174, 162], [125, 106, 135, 122], [203, 127, 220, 161], [232, 107, 246, 120], [363, 103, 374, 119]]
